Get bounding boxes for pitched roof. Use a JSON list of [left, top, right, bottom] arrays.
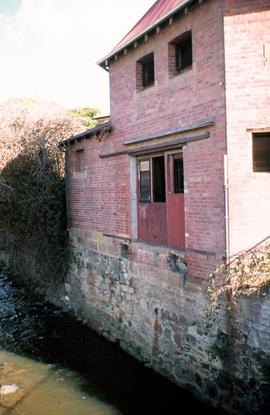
[[60, 121, 112, 146], [114, 0, 186, 51], [98, 0, 194, 68]]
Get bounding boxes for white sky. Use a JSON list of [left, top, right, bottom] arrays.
[[0, 0, 154, 114]]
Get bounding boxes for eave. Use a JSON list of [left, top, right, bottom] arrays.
[[98, 0, 203, 71], [60, 121, 112, 147]]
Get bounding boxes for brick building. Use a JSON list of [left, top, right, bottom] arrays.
[[62, 1, 270, 411], [64, 0, 270, 277]]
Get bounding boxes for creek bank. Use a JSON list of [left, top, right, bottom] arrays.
[[2, 240, 270, 414], [0, 268, 222, 415]]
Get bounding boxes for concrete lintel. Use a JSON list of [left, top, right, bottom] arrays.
[[124, 119, 215, 146]]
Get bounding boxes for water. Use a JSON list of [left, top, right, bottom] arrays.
[[0, 271, 220, 414], [0, 350, 118, 415]]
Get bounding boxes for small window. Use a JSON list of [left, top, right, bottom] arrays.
[[173, 154, 184, 193], [175, 32, 192, 72], [253, 133, 270, 172], [136, 53, 154, 90], [169, 31, 192, 77], [139, 159, 151, 201], [138, 156, 166, 203]]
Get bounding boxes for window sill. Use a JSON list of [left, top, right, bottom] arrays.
[[138, 201, 166, 204], [169, 65, 192, 79], [136, 83, 155, 93]]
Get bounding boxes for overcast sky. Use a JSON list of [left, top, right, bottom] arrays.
[[0, 0, 154, 113]]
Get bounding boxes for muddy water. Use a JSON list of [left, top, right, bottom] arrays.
[[0, 350, 119, 415], [0, 271, 220, 414]]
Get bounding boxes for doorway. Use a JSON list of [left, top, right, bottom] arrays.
[[137, 150, 185, 250]]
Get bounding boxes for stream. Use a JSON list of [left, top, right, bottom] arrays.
[[0, 270, 220, 414]]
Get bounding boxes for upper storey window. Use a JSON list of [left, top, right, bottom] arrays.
[[169, 31, 192, 77], [253, 133, 270, 172], [136, 53, 154, 91]]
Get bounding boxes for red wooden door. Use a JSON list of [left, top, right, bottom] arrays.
[[137, 156, 167, 246], [166, 152, 185, 250]]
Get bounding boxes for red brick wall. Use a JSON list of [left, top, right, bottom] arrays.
[[66, 144, 131, 235], [224, 0, 270, 255], [67, 0, 227, 279]]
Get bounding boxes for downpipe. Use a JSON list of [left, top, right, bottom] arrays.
[[224, 154, 230, 266]]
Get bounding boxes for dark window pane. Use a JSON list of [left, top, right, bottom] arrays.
[[153, 156, 166, 202], [175, 32, 192, 72], [174, 155, 184, 193], [253, 133, 270, 172], [141, 55, 154, 87], [139, 159, 151, 202]]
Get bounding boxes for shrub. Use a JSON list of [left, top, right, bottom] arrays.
[[208, 242, 270, 310], [0, 99, 83, 287]]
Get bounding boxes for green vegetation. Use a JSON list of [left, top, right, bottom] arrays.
[[68, 107, 100, 129], [0, 99, 85, 287]]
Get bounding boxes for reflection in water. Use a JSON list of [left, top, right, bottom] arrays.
[[0, 271, 221, 414], [0, 350, 119, 415]]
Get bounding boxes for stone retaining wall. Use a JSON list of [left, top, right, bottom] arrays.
[[60, 228, 270, 414]]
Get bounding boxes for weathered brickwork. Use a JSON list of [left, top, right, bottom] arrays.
[[109, 0, 227, 263], [66, 0, 227, 280], [61, 229, 270, 414]]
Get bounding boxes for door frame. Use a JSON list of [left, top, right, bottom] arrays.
[[136, 148, 185, 249]]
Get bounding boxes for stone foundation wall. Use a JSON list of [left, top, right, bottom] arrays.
[[62, 228, 270, 414]]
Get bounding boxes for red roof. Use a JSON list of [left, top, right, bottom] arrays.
[[113, 0, 187, 52], [99, 0, 191, 66]]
